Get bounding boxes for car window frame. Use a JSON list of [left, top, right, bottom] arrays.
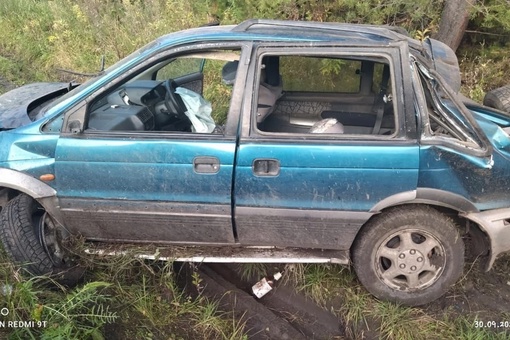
[[242, 44, 409, 142], [411, 57, 493, 158], [60, 41, 253, 140]]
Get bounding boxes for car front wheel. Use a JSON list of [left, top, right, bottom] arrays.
[[352, 205, 464, 306], [0, 194, 78, 282]]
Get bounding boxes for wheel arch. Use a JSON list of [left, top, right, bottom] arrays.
[[369, 188, 479, 214], [361, 189, 491, 268], [0, 168, 64, 225], [351, 203, 466, 305]]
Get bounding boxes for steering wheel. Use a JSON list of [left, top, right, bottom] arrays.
[[163, 79, 187, 118]]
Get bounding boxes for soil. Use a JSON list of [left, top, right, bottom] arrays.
[[428, 253, 510, 319], [0, 76, 15, 94]]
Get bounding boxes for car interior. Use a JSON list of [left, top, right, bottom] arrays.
[[84, 50, 396, 137], [85, 50, 240, 134], [256, 55, 396, 136]]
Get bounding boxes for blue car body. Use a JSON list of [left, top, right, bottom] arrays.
[[0, 19, 509, 305]]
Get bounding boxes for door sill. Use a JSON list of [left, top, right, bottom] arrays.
[[84, 243, 349, 265]]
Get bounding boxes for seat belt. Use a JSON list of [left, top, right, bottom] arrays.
[[372, 64, 391, 135]]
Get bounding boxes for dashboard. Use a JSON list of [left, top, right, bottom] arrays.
[[87, 80, 186, 132]]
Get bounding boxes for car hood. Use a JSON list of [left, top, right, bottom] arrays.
[[0, 82, 71, 129], [466, 102, 510, 150]]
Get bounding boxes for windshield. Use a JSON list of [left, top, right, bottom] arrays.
[[41, 40, 160, 116], [415, 61, 491, 156]]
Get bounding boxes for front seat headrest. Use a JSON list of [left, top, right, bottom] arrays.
[[222, 61, 239, 85]]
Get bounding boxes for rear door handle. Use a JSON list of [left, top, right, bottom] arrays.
[[193, 156, 220, 174], [253, 159, 280, 176]]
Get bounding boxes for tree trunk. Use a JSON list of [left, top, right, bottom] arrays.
[[433, 0, 475, 51]]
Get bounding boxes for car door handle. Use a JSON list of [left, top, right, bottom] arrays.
[[193, 156, 220, 174], [253, 159, 280, 176]]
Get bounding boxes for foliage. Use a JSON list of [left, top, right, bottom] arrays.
[[0, 0, 209, 86], [0, 267, 116, 339], [459, 42, 510, 100], [209, 0, 441, 31], [471, 0, 510, 34], [0, 246, 247, 339]]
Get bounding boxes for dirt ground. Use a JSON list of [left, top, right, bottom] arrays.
[[428, 253, 510, 321], [0, 77, 15, 94]]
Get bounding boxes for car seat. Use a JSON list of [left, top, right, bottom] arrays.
[[221, 59, 283, 124], [309, 118, 345, 133]]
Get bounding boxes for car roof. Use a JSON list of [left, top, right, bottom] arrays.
[[152, 19, 417, 50], [231, 19, 409, 41]]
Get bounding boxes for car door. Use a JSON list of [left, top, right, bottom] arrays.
[[54, 44, 250, 245], [234, 45, 420, 250]]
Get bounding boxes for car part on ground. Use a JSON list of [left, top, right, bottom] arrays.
[[484, 84, 510, 113], [181, 263, 344, 339]]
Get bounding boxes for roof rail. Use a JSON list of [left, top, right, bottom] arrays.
[[232, 19, 406, 40]]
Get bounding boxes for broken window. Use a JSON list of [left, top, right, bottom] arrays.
[[417, 63, 482, 149], [254, 54, 396, 137], [84, 49, 242, 134]]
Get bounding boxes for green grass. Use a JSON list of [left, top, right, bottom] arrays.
[[0, 247, 247, 339], [0, 0, 209, 86], [459, 43, 510, 103], [280, 263, 510, 340]]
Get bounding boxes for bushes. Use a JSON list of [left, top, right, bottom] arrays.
[[0, 0, 508, 95], [0, 0, 209, 85]]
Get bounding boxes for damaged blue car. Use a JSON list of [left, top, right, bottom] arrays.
[[1, 19, 509, 306]]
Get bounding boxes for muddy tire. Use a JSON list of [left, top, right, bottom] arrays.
[[352, 205, 464, 306], [483, 85, 510, 113], [0, 194, 77, 280]]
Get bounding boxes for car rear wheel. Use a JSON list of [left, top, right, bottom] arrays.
[[0, 194, 79, 282], [483, 84, 510, 113], [352, 205, 464, 306]]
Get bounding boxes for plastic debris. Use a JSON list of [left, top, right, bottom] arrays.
[[252, 272, 282, 298]]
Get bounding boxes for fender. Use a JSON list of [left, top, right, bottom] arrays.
[[370, 188, 479, 213], [0, 168, 64, 225], [369, 189, 510, 270]]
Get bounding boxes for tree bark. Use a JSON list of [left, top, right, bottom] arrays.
[[433, 0, 475, 51]]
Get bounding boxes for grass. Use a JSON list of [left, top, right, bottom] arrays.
[[459, 42, 510, 103], [270, 262, 510, 340], [234, 256, 510, 340], [0, 247, 247, 339], [0, 0, 209, 87]]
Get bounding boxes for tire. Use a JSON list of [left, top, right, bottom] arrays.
[[483, 85, 510, 113], [352, 205, 464, 306], [0, 194, 75, 279]]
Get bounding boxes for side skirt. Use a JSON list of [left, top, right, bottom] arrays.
[[84, 244, 350, 265], [59, 198, 235, 243]]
